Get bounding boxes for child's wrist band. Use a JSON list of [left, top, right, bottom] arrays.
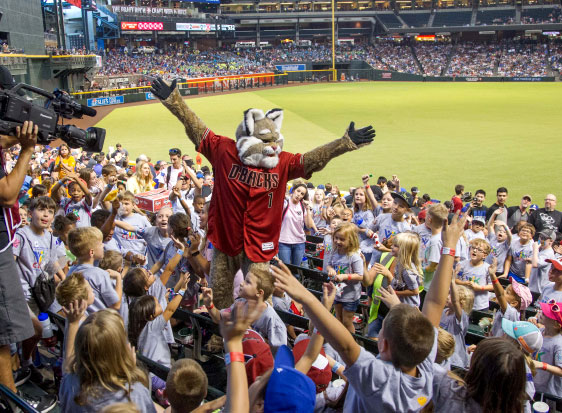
[[542, 362, 548, 371], [492, 278, 499, 284], [441, 247, 455, 256], [225, 352, 245, 366], [332, 362, 341, 373], [208, 303, 214, 310], [177, 249, 184, 256], [348, 274, 352, 281]]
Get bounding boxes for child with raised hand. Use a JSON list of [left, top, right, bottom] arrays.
[[67, 227, 122, 312], [128, 272, 190, 398], [372, 232, 422, 308], [485, 214, 511, 275], [51, 171, 93, 228], [539, 257, 562, 304], [59, 309, 157, 413], [489, 262, 532, 337], [532, 300, 562, 405], [530, 230, 556, 294], [115, 206, 173, 269], [271, 211, 469, 412], [324, 222, 364, 333], [113, 191, 151, 257], [202, 267, 287, 350], [439, 277, 474, 368], [455, 238, 493, 311], [501, 222, 535, 284]]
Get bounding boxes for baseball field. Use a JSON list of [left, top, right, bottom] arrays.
[[96, 81, 562, 202]]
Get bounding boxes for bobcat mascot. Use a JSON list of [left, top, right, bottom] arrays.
[[151, 78, 375, 309]]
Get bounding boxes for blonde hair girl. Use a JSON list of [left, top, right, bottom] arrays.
[[324, 222, 364, 333], [126, 161, 154, 195]]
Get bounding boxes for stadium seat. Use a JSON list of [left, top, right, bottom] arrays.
[[432, 10, 472, 27]]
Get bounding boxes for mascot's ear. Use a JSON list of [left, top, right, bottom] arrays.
[[244, 108, 265, 136], [265, 108, 284, 132]]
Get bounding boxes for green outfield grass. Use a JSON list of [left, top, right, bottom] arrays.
[[97, 82, 562, 203]]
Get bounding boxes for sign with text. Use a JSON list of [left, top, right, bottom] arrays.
[[121, 21, 164, 31], [145, 92, 156, 100], [275, 64, 305, 71], [175, 22, 235, 31], [113, 6, 188, 15], [87, 96, 124, 107]]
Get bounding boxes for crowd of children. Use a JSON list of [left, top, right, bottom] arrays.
[[4, 139, 562, 413]]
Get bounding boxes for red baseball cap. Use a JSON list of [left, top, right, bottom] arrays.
[[546, 258, 562, 271], [242, 329, 274, 385], [292, 338, 332, 393]]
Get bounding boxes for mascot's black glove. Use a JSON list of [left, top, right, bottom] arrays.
[[151, 77, 177, 100], [348, 122, 375, 146]]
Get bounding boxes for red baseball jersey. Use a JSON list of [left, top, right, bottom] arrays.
[[198, 129, 309, 262]]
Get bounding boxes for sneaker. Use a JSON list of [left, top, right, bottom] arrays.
[[13, 367, 31, 387], [18, 391, 57, 413]]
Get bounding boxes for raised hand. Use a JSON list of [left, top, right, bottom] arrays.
[[220, 300, 262, 342], [373, 285, 401, 308], [201, 287, 213, 307], [347, 121, 375, 147], [322, 282, 337, 310], [61, 299, 88, 324], [16, 121, 38, 150], [151, 77, 178, 100], [442, 211, 468, 249]]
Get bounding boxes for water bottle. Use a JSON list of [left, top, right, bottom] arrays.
[[38, 313, 57, 347], [301, 256, 308, 268]]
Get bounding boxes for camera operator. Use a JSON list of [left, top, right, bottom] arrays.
[[0, 121, 37, 389]]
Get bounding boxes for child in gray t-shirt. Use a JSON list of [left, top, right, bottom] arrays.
[[504, 223, 535, 284], [485, 219, 511, 274], [455, 239, 493, 311], [533, 302, 562, 400]]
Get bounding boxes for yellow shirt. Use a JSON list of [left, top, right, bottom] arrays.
[[56, 155, 76, 179]]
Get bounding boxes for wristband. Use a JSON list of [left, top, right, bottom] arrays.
[[191, 251, 200, 257], [364, 185, 370, 189], [542, 362, 548, 371], [58, 179, 65, 186], [177, 290, 185, 297], [480, 286, 484, 291], [492, 278, 499, 285], [208, 303, 214, 310], [441, 247, 455, 256], [348, 274, 352, 281], [332, 362, 341, 373], [177, 249, 184, 256], [225, 352, 245, 366]]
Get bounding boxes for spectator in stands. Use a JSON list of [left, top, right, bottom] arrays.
[[54, 143, 76, 180], [455, 238, 494, 311], [507, 194, 533, 229], [486, 187, 509, 223], [486, 211, 512, 275], [451, 184, 464, 213], [160, 148, 185, 190], [59, 308, 157, 412], [528, 194, 562, 240], [502, 223, 535, 284], [111, 144, 129, 168], [126, 161, 154, 195], [278, 183, 316, 266]]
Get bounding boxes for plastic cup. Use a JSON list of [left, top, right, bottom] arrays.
[[533, 401, 549, 413]]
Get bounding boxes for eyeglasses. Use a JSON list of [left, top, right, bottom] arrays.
[[545, 198, 556, 202], [169, 148, 180, 156], [547, 299, 560, 313], [470, 247, 486, 253]]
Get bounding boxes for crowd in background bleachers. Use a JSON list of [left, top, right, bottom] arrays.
[[415, 43, 453, 76]]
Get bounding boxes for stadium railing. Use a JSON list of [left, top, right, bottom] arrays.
[[0, 385, 39, 413]]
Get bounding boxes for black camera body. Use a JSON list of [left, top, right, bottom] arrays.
[[0, 83, 105, 153]]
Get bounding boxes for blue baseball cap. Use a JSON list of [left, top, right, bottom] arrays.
[[264, 345, 316, 413], [529, 204, 539, 211], [502, 319, 543, 354]]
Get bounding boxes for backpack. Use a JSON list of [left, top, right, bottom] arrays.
[[16, 232, 57, 312], [165, 165, 172, 188]]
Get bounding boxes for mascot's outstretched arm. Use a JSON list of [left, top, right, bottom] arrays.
[[151, 78, 207, 148], [303, 122, 375, 176]]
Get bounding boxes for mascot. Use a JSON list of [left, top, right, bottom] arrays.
[[151, 78, 375, 309]]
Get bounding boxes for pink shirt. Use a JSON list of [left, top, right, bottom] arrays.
[[279, 200, 307, 244]]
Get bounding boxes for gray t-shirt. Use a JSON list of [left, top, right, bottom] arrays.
[[533, 334, 562, 396], [390, 264, 421, 308], [136, 226, 169, 270], [422, 233, 442, 291], [343, 327, 438, 413], [374, 213, 411, 245], [431, 363, 482, 413], [413, 224, 432, 261], [113, 213, 151, 255], [225, 300, 287, 350], [455, 237, 469, 262], [508, 239, 533, 278], [324, 251, 364, 303], [69, 263, 119, 313], [59, 198, 92, 228], [539, 283, 562, 304], [159, 240, 192, 288], [464, 229, 485, 243], [104, 237, 121, 253], [485, 233, 509, 273], [457, 261, 491, 311], [439, 309, 469, 368], [491, 304, 520, 337], [272, 293, 292, 312], [354, 210, 376, 254], [13, 226, 67, 299], [138, 314, 171, 368], [59, 373, 156, 413], [529, 248, 555, 294]]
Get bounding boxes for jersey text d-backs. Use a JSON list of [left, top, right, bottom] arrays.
[[199, 129, 309, 262]]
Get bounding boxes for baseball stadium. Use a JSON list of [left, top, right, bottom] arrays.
[[0, 0, 562, 412]]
